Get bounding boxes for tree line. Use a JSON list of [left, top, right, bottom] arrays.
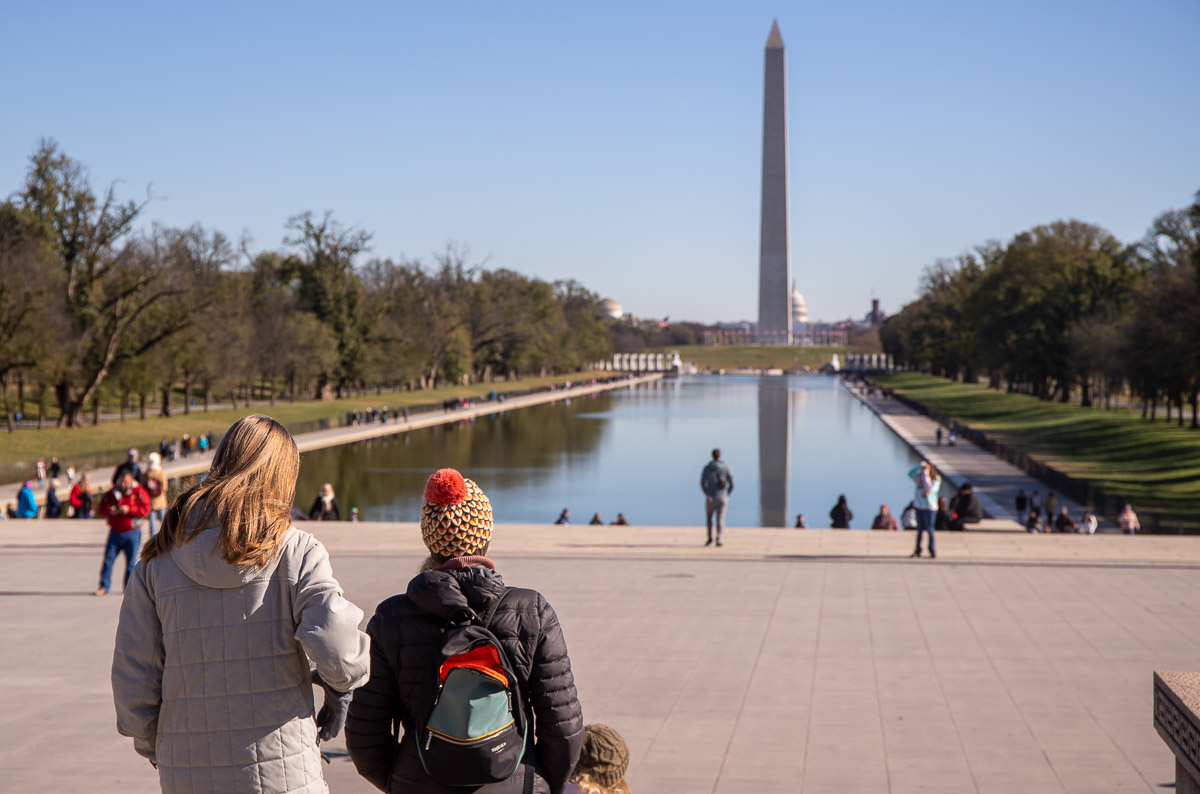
[[0, 140, 615, 428], [880, 191, 1200, 425]]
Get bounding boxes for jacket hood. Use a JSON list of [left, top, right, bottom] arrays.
[[169, 525, 286, 589], [406, 566, 506, 620]]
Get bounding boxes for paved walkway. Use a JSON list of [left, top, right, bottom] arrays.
[[1, 374, 662, 510], [846, 383, 1108, 530], [0, 522, 1195, 793]]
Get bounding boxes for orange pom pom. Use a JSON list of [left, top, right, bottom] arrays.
[[424, 468, 467, 505]]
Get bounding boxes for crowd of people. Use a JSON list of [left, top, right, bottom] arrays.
[[554, 509, 631, 526]]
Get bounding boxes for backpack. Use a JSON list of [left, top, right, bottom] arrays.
[[417, 590, 530, 788], [146, 477, 163, 498], [702, 462, 728, 495]]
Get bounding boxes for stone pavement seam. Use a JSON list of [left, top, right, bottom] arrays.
[[710, 562, 792, 794], [867, 566, 899, 794], [799, 566, 827, 791], [904, 565, 985, 793], [955, 566, 1068, 793]]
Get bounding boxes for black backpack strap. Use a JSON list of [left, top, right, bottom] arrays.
[[523, 763, 534, 794], [476, 588, 509, 629]]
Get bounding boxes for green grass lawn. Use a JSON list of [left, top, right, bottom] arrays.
[[668, 345, 844, 371], [0, 372, 608, 479], [877, 372, 1200, 522]]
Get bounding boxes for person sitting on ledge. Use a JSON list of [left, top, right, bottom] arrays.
[[589, 512, 603, 525], [871, 504, 898, 531], [1025, 506, 1043, 533], [1054, 506, 1079, 533], [948, 483, 983, 531], [794, 513, 807, 529], [555, 508, 571, 525], [610, 513, 629, 525]]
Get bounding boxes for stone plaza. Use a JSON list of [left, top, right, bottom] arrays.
[[2, 521, 1198, 793]]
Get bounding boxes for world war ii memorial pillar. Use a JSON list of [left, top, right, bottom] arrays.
[[757, 20, 792, 346]]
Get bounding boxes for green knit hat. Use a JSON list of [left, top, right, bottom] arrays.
[[576, 724, 629, 787]]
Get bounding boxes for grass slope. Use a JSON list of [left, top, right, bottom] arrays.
[[0, 372, 607, 477], [877, 372, 1200, 518]]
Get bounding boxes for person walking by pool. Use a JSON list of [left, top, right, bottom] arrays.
[[145, 452, 168, 536], [935, 427, 943, 446], [48, 456, 62, 480], [1081, 510, 1098, 535], [95, 469, 151, 595], [701, 448, 734, 546], [829, 495, 853, 529], [35, 458, 46, 486], [309, 482, 342, 521], [70, 474, 94, 518], [45, 479, 63, 518], [111, 414, 370, 791], [15, 481, 38, 518], [1117, 503, 1141, 534], [345, 467, 584, 794], [907, 461, 941, 558], [567, 724, 632, 794], [871, 504, 898, 530], [1015, 489, 1028, 523], [555, 508, 571, 525], [1030, 490, 1042, 517]]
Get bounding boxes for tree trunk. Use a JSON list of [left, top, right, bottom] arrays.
[[92, 398, 100, 425], [17, 369, 25, 414], [1191, 391, 1198, 429], [38, 387, 47, 430], [139, 393, 147, 420], [183, 376, 192, 415], [267, 376, 275, 406], [161, 384, 172, 418], [1178, 394, 1185, 427], [2, 371, 12, 433], [120, 390, 126, 423], [229, 388, 237, 409]]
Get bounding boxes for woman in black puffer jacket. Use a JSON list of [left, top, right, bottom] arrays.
[[346, 469, 584, 794]]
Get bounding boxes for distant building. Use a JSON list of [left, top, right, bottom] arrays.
[[791, 281, 808, 327], [600, 298, 624, 320], [865, 298, 886, 327]]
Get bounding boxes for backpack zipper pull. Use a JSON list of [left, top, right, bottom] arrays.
[[425, 732, 433, 750]]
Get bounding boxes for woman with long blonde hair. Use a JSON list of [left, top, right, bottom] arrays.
[[112, 414, 370, 794]]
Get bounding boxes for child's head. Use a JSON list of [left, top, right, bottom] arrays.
[[570, 724, 630, 793]]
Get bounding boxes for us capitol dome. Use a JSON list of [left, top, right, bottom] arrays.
[[791, 281, 808, 324]]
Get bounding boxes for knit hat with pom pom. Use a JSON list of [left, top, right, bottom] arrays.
[[420, 468, 494, 557]]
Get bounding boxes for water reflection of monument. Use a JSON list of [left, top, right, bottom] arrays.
[[757, 377, 792, 526]]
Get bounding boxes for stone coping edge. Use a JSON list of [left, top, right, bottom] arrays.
[[1154, 671, 1200, 785]]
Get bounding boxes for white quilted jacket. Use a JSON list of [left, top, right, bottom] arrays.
[[112, 525, 370, 793]]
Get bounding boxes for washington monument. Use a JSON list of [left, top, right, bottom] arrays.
[[758, 20, 792, 345]]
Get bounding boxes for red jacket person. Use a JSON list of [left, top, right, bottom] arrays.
[[95, 471, 151, 595]]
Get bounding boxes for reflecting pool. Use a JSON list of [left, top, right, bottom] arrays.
[[295, 375, 922, 528]]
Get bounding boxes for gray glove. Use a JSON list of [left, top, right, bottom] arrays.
[[311, 670, 352, 742]]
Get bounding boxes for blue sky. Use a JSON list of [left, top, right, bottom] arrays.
[[3, 1, 1197, 323]]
